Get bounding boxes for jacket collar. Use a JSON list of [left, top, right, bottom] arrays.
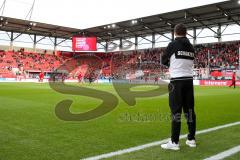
[[175, 36, 187, 40]]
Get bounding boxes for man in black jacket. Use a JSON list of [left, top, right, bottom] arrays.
[[161, 24, 196, 150]]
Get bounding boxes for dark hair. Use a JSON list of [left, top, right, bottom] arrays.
[[174, 23, 187, 36]]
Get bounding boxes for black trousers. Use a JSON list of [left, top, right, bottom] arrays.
[[168, 79, 196, 143]]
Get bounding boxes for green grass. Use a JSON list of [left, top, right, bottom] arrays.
[[0, 83, 239, 160], [106, 125, 240, 160], [225, 152, 240, 160]]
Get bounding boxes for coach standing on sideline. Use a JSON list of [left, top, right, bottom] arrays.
[[161, 24, 196, 150]]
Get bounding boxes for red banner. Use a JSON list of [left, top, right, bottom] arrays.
[[72, 37, 97, 51], [210, 70, 234, 78], [199, 80, 240, 86]]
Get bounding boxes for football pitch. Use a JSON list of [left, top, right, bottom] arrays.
[[0, 83, 239, 160]]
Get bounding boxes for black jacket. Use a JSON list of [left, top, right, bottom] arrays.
[[161, 37, 195, 78], [162, 37, 195, 67]]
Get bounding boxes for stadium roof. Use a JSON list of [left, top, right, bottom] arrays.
[[0, 0, 239, 43], [0, 17, 80, 39], [0, 0, 227, 29]]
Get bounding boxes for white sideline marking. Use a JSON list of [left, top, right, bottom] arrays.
[[82, 121, 240, 160], [203, 145, 240, 160]]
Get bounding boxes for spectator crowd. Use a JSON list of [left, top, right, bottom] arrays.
[[0, 41, 239, 80]]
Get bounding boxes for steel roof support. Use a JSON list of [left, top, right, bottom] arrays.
[[98, 42, 106, 48], [135, 36, 138, 50], [116, 37, 136, 47], [217, 24, 222, 42], [13, 33, 23, 41], [119, 38, 123, 50], [25, 0, 36, 21], [6, 31, 11, 40], [29, 34, 34, 42], [54, 37, 57, 51], [197, 28, 204, 37], [221, 24, 229, 35], [193, 27, 197, 45], [118, 24, 152, 43], [47, 37, 55, 51], [140, 21, 172, 41], [106, 41, 119, 52], [8, 32, 23, 49], [57, 38, 69, 46], [186, 11, 218, 36], [0, 0, 6, 17], [105, 41, 108, 52], [198, 21, 218, 35], [10, 31, 13, 50], [138, 34, 152, 43], [36, 36, 47, 43], [187, 32, 194, 38], [33, 34, 37, 52], [216, 5, 240, 27], [155, 35, 162, 42], [152, 33, 155, 48]]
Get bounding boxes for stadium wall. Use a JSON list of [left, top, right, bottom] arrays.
[[0, 78, 239, 87]]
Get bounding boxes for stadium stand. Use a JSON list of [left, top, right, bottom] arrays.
[[0, 40, 239, 79], [195, 41, 240, 69]]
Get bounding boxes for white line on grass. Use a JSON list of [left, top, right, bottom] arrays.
[[82, 121, 240, 160], [203, 145, 240, 160]]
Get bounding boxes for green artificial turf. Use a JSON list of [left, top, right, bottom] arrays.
[[106, 124, 240, 160], [225, 152, 240, 160], [0, 83, 239, 160]]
